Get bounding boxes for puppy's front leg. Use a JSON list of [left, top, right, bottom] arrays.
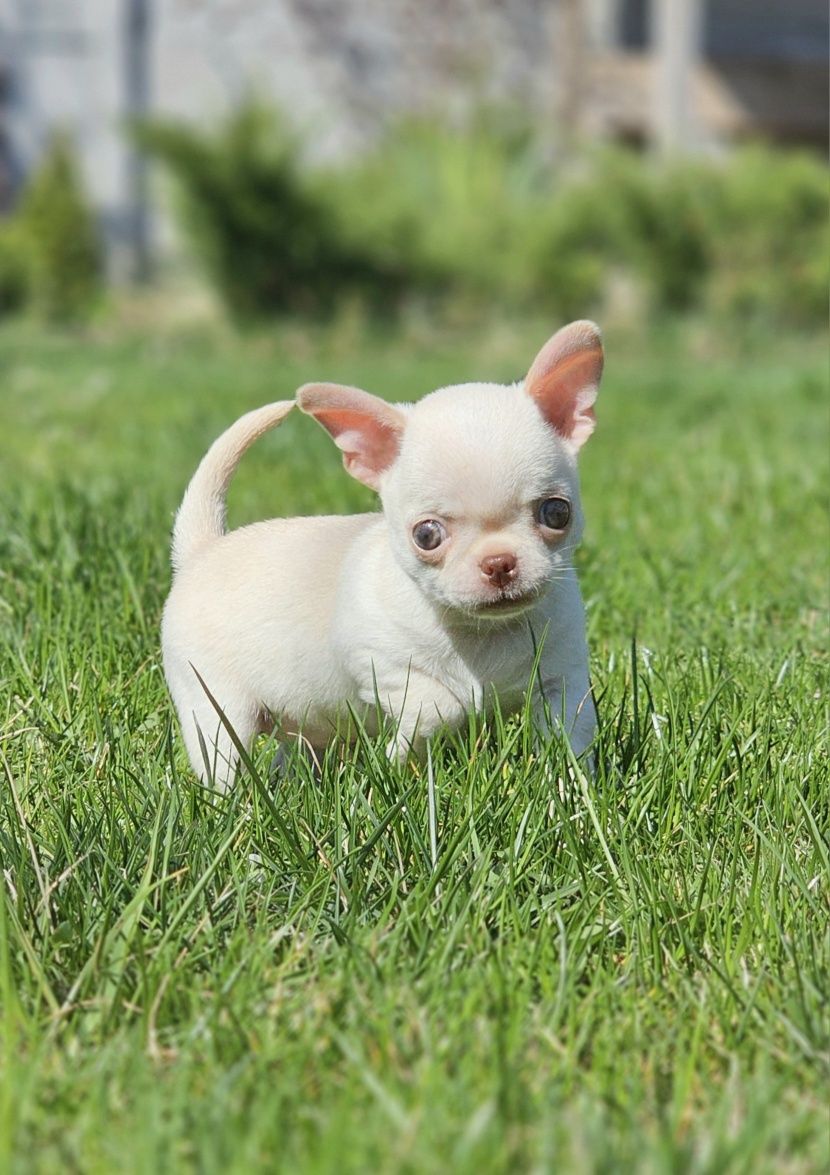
[[534, 674, 597, 767], [372, 672, 469, 764]]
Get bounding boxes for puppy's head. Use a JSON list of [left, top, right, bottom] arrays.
[[298, 321, 603, 623]]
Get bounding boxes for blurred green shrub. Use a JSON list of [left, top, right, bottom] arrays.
[[0, 224, 30, 315], [701, 147, 830, 325], [320, 117, 582, 314], [324, 119, 715, 318], [137, 101, 828, 328], [134, 105, 413, 319], [13, 132, 102, 323], [583, 151, 712, 312]]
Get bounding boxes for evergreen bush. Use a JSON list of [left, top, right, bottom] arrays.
[[0, 224, 30, 316], [16, 132, 102, 323], [134, 105, 408, 319]]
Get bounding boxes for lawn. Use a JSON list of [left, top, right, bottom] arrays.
[[1, 314, 827, 1173]]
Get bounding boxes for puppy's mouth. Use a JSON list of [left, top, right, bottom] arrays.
[[469, 589, 541, 620]]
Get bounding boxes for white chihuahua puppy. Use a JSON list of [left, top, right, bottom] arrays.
[[162, 320, 603, 787]]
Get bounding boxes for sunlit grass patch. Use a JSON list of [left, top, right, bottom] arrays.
[[0, 318, 827, 1172]]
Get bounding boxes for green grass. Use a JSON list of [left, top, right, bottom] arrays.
[[0, 314, 828, 1173]]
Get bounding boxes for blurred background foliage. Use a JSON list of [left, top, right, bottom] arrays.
[[0, 102, 826, 331], [138, 103, 829, 328], [0, 133, 102, 324]]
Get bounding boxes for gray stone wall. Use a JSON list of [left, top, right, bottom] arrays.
[[0, 0, 132, 271], [153, 0, 559, 157], [0, 0, 564, 270]]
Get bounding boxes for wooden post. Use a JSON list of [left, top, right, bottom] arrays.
[[653, 0, 702, 152], [557, 0, 586, 152]]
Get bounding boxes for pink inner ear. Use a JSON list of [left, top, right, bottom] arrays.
[[525, 321, 603, 450], [297, 383, 406, 490], [313, 407, 401, 488]]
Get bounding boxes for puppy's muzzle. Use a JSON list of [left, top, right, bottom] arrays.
[[480, 552, 518, 590]]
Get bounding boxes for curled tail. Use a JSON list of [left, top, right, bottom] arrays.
[[171, 401, 295, 573]]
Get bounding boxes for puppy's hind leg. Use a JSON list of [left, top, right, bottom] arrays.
[[187, 695, 262, 790], [169, 666, 261, 790]]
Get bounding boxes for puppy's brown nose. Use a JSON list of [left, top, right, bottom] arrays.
[[480, 553, 518, 589]]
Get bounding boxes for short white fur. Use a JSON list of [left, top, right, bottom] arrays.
[[162, 320, 604, 787]]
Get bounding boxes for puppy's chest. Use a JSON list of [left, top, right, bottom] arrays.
[[415, 627, 534, 710]]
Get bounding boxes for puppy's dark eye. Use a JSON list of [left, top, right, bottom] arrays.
[[412, 519, 447, 551], [537, 497, 571, 530]]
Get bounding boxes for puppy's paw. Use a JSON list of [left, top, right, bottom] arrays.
[[269, 738, 322, 783]]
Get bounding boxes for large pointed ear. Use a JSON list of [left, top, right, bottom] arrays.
[[524, 321, 603, 450], [296, 383, 407, 490]]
